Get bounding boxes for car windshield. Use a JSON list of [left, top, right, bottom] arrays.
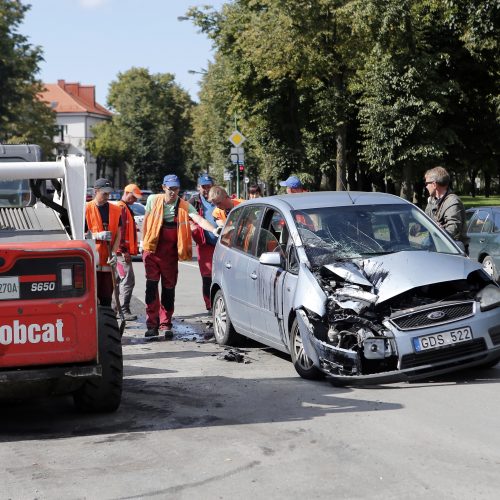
[[292, 203, 460, 267], [0, 179, 31, 208], [130, 203, 146, 216]]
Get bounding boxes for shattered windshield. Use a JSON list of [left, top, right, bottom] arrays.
[[292, 203, 460, 268]]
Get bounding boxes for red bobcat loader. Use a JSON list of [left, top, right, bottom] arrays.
[[0, 144, 122, 412]]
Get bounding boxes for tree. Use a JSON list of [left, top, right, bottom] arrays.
[[93, 68, 194, 189], [188, 0, 359, 190], [0, 0, 56, 155]]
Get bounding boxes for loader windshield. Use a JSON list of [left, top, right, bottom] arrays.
[[0, 180, 31, 208]]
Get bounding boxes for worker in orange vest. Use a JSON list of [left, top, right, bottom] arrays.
[[208, 186, 244, 226], [85, 178, 122, 308], [115, 183, 142, 321], [188, 174, 217, 312], [142, 174, 220, 339]]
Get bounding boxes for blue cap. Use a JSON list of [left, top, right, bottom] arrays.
[[163, 174, 180, 188], [279, 175, 302, 188], [198, 174, 214, 186]]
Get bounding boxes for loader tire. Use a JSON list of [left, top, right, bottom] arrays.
[[73, 306, 123, 412]]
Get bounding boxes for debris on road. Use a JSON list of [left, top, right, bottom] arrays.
[[218, 347, 251, 364]]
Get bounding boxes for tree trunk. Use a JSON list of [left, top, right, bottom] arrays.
[[485, 171, 491, 197], [399, 164, 413, 201], [336, 123, 347, 191]]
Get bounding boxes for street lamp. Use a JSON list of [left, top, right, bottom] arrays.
[[188, 69, 207, 75]]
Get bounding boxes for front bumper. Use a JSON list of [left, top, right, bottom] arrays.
[[297, 310, 500, 386]]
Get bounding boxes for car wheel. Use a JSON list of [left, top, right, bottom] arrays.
[[212, 289, 240, 345], [290, 318, 324, 380], [482, 256, 498, 281]]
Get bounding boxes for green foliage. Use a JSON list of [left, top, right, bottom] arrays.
[[0, 0, 56, 156], [187, 0, 499, 198], [92, 68, 194, 189]]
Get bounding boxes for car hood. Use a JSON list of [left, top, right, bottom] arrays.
[[357, 251, 482, 303]]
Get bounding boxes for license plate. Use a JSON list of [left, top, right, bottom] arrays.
[[413, 327, 473, 352], [0, 276, 20, 300]]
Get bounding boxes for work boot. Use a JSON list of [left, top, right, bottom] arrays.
[[163, 329, 174, 340], [122, 309, 137, 321], [145, 327, 159, 338]]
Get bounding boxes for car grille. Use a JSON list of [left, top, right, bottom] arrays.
[[390, 302, 474, 331], [489, 326, 500, 346], [400, 338, 487, 369]]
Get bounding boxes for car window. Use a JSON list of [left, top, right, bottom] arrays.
[[233, 206, 262, 254], [130, 203, 146, 216], [287, 245, 300, 274], [494, 212, 500, 233], [292, 204, 458, 267], [469, 210, 490, 234], [465, 210, 476, 230], [220, 207, 241, 247], [256, 208, 289, 258]]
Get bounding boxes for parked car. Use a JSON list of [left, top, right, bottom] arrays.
[[129, 201, 145, 257], [139, 190, 153, 205], [181, 190, 198, 201], [211, 192, 500, 386], [466, 207, 500, 281]]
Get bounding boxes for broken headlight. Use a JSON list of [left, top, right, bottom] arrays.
[[476, 284, 500, 312]]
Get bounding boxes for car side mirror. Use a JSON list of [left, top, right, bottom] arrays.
[[259, 252, 282, 266]]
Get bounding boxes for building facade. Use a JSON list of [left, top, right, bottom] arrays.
[[39, 80, 112, 187]]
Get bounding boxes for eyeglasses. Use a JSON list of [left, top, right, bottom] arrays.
[[425, 181, 435, 186]]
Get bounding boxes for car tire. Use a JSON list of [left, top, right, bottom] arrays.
[[212, 289, 241, 345], [73, 306, 123, 412], [290, 318, 324, 380], [482, 256, 499, 281]]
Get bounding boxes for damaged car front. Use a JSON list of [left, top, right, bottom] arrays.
[[291, 196, 500, 385]]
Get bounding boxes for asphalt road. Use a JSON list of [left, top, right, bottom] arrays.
[[1, 257, 500, 499]]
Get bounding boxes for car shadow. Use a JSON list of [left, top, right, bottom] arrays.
[[354, 364, 500, 389], [0, 375, 403, 442]]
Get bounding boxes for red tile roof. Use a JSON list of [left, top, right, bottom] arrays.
[[39, 80, 112, 117]]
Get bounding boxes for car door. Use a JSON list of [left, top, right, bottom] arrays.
[[219, 205, 262, 334], [248, 208, 291, 348], [467, 209, 492, 262]]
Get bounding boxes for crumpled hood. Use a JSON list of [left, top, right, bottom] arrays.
[[358, 251, 484, 303]]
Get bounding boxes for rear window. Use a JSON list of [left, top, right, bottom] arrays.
[[0, 180, 31, 208]]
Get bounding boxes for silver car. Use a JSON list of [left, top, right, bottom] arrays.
[[211, 192, 500, 385]]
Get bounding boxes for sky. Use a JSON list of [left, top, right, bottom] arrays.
[[22, 0, 228, 107]]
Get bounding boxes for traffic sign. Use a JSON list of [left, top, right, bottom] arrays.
[[244, 177, 250, 184], [228, 130, 246, 147]]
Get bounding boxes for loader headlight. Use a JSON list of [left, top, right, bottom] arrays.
[[477, 284, 500, 312]]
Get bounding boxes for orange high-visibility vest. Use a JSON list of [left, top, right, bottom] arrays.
[[117, 200, 138, 255], [212, 198, 243, 223], [142, 195, 192, 261], [85, 201, 121, 269]]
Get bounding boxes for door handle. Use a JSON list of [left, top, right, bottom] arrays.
[[250, 272, 258, 280], [225, 262, 232, 269], [479, 239, 485, 243]]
